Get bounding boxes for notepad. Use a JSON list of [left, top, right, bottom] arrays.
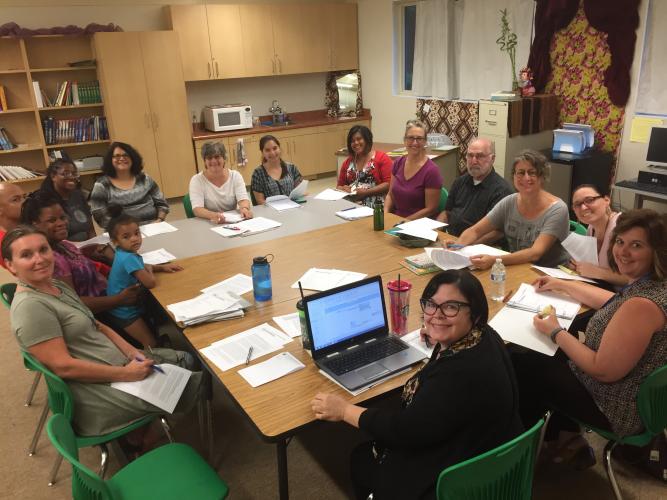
[[238, 352, 305, 387], [111, 364, 192, 413], [314, 188, 349, 201], [266, 195, 301, 211], [141, 248, 177, 265], [335, 206, 374, 220], [210, 217, 282, 238]]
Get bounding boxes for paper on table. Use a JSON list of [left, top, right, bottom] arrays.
[[335, 206, 374, 220], [506, 283, 581, 320], [223, 210, 244, 223], [202, 273, 254, 296], [425, 248, 471, 270], [395, 218, 447, 241], [314, 188, 348, 201], [167, 293, 240, 323], [291, 268, 367, 291], [71, 232, 110, 249], [273, 312, 302, 338], [532, 265, 597, 283], [210, 217, 282, 238], [140, 221, 178, 237], [141, 248, 177, 265], [400, 329, 433, 359], [562, 233, 598, 265], [266, 195, 301, 211], [238, 352, 305, 387], [455, 244, 508, 258], [489, 306, 565, 356], [110, 364, 192, 413], [289, 179, 308, 200], [200, 323, 292, 371]]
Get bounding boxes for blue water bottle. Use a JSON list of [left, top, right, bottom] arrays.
[[251, 254, 273, 301]]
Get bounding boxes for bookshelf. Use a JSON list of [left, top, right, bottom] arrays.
[[0, 35, 110, 184]]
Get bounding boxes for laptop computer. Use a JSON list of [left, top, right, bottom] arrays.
[[303, 275, 426, 391]]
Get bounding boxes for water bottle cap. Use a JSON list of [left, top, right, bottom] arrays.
[[253, 253, 274, 265]]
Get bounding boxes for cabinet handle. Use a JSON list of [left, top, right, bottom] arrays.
[[215, 61, 219, 78], [277, 57, 282, 73], [293, 140, 296, 154], [144, 113, 150, 129], [152, 112, 159, 130], [208, 62, 211, 78], [485, 120, 497, 126], [272, 58, 276, 74]]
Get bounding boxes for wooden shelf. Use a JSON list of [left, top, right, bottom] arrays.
[[0, 107, 35, 114], [45, 139, 109, 149], [0, 69, 27, 75], [30, 66, 97, 73], [38, 103, 103, 111], [6, 168, 101, 185], [0, 144, 44, 154]]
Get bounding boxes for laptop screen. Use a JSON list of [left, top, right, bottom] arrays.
[[306, 279, 386, 351]]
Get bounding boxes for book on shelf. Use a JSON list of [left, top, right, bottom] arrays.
[[0, 128, 16, 150], [42, 115, 109, 145], [32, 81, 44, 108], [0, 166, 39, 181], [0, 86, 7, 111], [50, 80, 101, 107]]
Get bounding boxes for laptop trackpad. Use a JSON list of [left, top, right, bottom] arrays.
[[357, 363, 389, 380]]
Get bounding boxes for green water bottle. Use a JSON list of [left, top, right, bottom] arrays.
[[373, 199, 384, 231]]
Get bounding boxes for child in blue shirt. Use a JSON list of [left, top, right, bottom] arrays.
[[106, 206, 182, 348]]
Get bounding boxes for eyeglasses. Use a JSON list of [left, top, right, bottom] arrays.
[[514, 169, 539, 178], [420, 298, 470, 317], [112, 153, 130, 160], [572, 195, 603, 209], [405, 136, 426, 143], [56, 170, 80, 179], [465, 152, 491, 160]]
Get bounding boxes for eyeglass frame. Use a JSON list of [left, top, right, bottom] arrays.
[[465, 152, 492, 161], [54, 169, 80, 179], [404, 135, 427, 143], [419, 298, 471, 318], [111, 153, 131, 160], [572, 195, 603, 210], [513, 169, 540, 178]]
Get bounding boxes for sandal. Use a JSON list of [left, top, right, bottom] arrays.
[[553, 435, 597, 471]]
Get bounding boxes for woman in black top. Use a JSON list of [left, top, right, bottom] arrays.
[[311, 270, 523, 500], [39, 158, 95, 242]]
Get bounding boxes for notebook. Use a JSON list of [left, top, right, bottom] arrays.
[[303, 276, 425, 391]]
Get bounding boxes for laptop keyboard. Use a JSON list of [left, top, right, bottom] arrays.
[[323, 336, 408, 376], [616, 179, 667, 195]]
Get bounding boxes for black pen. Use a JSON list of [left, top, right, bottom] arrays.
[[245, 346, 254, 365], [340, 206, 357, 212]]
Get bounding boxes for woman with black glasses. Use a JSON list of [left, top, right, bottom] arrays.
[[39, 158, 95, 242], [311, 270, 522, 500]]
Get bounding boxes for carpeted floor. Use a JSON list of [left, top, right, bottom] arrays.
[[0, 175, 664, 499]]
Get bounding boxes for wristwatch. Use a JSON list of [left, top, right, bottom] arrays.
[[550, 327, 564, 344]]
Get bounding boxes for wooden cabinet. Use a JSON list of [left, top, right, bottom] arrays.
[[0, 35, 111, 185], [168, 3, 359, 81], [94, 31, 196, 198]]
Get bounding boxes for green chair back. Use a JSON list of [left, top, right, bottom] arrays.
[[438, 187, 449, 212], [637, 364, 667, 437], [47, 414, 113, 500], [0, 282, 16, 309], [182, 193, 194, 219], [21, 351, 75, 419], [436, 418, 544, 500], [569, 220, 587, 235]]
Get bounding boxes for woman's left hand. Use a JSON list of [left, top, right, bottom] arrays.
[[311, 392, 348, 421], [469, 254, 495, 270], [354, 187, 368, 200], [532, 311, 561, 336], [570, 259, 601, 279], [240, 207, 253, 219]]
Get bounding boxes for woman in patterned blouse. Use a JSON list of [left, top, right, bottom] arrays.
[[250, 135, 304, 205], [514, 209, 667, 468]]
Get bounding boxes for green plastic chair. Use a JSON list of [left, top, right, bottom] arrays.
[[438, 187, 449, 212], [436, 417, 545, 500], [0, 282, 15, 308], [569, 220, 587, 235], [182, 193, 194, 219], [21, 351, 166, 486], [47, 413, 229, 500], [571, 364, 667, 500]]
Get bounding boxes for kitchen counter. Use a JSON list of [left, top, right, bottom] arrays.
[[192, 108, 372, 140]]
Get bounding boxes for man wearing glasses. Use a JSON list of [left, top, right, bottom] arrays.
[[437, 137, 512, 236]]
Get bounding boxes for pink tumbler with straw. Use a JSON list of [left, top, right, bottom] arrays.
[[387, 279, 411, 336]]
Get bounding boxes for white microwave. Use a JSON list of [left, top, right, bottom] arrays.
[[203, 104, 253, 132]]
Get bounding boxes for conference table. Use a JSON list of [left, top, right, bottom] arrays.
[[147, 202, 541, 500]]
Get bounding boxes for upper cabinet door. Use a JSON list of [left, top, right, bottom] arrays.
[[93, 32, 162, 187], [239, 4, 276, 77], [207, 4, 247, 79], [271, 3, 329, 75], [166, 5, 212, 81], [328, 3, 359, 71], [139, 31, 196, 198]]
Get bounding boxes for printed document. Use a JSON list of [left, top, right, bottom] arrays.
[[562, 233, 598, 265], [266, 195, 301, 211], [289, 179, 308, 200], [167, 293, 243, 326], [111, 364, 192, 413], [141, 248, 177, 265], [291, 268, 367, 291], [532, 265, 597, 283], [505, 283, 581, 320], [202, 273, 254, 296], [72, 232, 110, 249], [273, 312, 302, 338], [210, 217, 282, 238], [314, 188, 349, 201], [238, 352, 305, 387], [200, 323, 292, 371], [140, 221, 178, 237], [395, 218, 447, 241], [335, 206, 374, 220], [425, 245, 509, 270]]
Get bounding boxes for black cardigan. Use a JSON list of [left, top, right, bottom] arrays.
[[358, 326, 523, 500]]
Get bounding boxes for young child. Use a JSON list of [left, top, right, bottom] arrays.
[[106, 206, 182, 348]]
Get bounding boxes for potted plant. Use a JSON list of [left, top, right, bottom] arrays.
[[496, 8, 519, 92]]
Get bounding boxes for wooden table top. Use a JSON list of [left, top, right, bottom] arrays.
[[151, 213, 541, 441]]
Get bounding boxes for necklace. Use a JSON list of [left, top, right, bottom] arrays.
[[18, 279, 97, 328]]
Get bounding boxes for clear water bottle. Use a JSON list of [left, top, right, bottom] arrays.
[[490, 258, 506, 301], [251, 255, 273, 301]]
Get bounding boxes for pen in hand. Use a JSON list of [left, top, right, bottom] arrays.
[[245, 346, 254, 365], [135, 356, 165, 374]]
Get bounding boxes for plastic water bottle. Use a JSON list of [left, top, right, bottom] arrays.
[[490, 258, 506, 301], [251, 255, 273, 301]]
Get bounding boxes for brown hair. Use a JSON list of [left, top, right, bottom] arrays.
[[511, 150, 550, 181], [607, 209, 667, 280], [1, 225, 48, 263]]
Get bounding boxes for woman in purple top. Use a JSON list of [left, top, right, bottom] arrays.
[[385, 120, 443, 220]]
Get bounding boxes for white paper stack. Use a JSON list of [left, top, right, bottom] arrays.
[[266, 195, 301, 211], [140, 221, 178, 237], [222, 210, 244, 223], [200, 323, 293, 371], [532, 265, 597, 283], [314, 188, 349, 201], [562, 232, 599, 265], [238, 352, 305, 387], [141, 248, 177, 265], [111, 364, 192, 413], [210, 217, 282, 238], [202, 274, 254, 296], [291, 268, 367, 291], [425, 244, 508, 270], [72, 232, 110, 249], [335, 206, 374, 220], [167, 292, 245, 326], [273, 312, 302, 338], [395, 218, 447, 241], [489, 283, 581, 356]]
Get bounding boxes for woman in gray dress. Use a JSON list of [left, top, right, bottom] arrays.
[[3, 225, 202, 447]]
